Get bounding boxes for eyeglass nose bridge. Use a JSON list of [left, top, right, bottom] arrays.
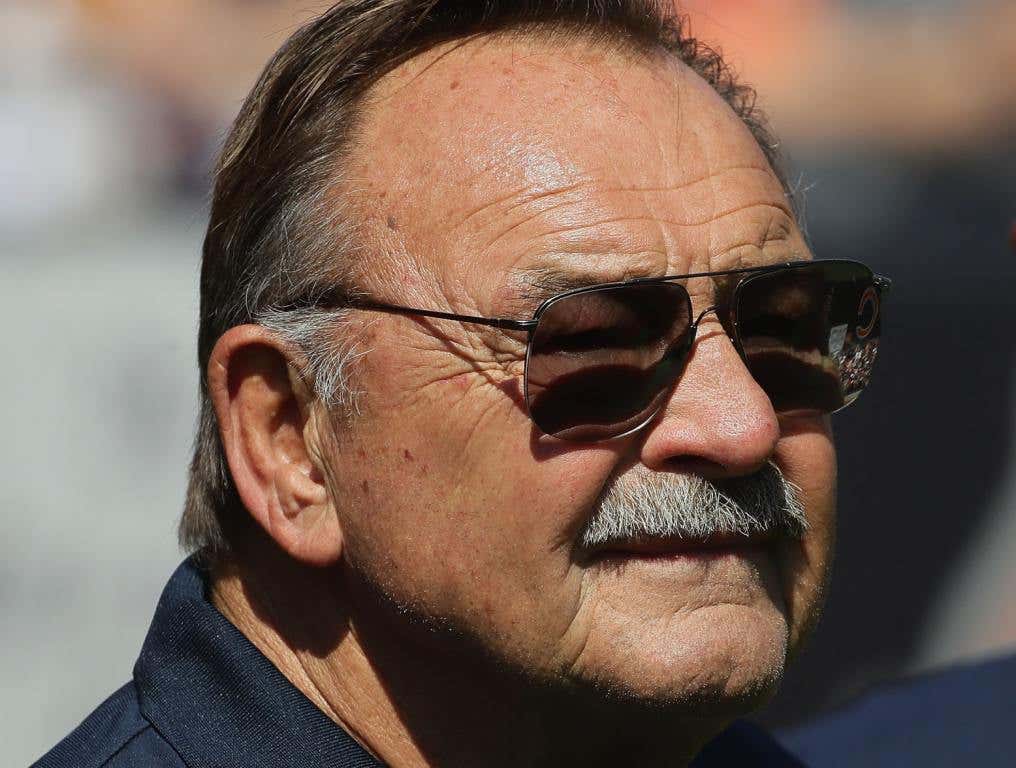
[[636, 303, 730, 434], [688, 303, 747, 362], [692, 304, 720, 329], [664, 306, 722, 367]]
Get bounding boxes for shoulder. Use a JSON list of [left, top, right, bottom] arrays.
[[32, 682, 183, 768], [694, 720, 806, 767], [780, 653, 1016, 767]]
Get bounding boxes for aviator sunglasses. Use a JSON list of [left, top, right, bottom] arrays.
[[309, 260, 890, 442]]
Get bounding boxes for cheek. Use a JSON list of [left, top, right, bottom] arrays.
[[330, 371, 622, 663], [773, 422, 837, 652]]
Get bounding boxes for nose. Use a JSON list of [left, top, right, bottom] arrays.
[[637, 319, 780, 480]]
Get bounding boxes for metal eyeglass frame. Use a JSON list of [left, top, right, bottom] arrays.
[[310, 259, 892, 439]]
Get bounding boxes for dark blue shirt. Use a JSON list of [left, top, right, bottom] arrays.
[[34, 558, 804, 767], [780, 652, 1016, 767]]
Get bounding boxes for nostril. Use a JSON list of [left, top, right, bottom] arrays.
[[661, 456, 732, 481]]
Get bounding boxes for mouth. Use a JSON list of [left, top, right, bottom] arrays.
[[587, 531, 775, 563]]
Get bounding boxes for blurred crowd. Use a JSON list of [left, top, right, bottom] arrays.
[[3, 1, 1013, 220], [3, 1, 1015, 764], [686, 0, 1016, 148]]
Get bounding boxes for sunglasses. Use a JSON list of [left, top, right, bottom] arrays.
[[315, 259, 890, 442]]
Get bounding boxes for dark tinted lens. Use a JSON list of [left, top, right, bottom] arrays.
[[736, 261, 882, 415], [526, 283, 693, 441]]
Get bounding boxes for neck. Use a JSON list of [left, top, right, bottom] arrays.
[[211, 534, 723, 768]]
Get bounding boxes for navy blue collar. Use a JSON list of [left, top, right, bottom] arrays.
[[134, 557, 382, 768], [133, 558, 802, 767]]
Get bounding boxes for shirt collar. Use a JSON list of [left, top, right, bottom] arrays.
[[133, 556, 382, 768]]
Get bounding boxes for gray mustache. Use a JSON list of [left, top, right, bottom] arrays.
[[578, 462, 807, 551]]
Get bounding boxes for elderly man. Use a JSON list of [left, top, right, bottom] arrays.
[[37, 1, 889, 766]]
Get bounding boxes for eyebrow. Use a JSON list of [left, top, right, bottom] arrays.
[[501, 257, 796, 318], [504, 262, 661, 313]]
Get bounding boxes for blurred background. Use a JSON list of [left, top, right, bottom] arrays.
[[3, 1, 1014, 764]]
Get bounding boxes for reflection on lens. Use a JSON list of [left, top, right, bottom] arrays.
[[526, 283, 692, 441], [736, 262, 882, 415]]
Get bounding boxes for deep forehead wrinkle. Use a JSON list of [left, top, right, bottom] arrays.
[[350, 28, 809, 324]]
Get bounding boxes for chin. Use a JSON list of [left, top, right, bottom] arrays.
[[565, 602, 789, 717]]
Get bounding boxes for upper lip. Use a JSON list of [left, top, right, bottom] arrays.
[[588, 531, 774, 560]]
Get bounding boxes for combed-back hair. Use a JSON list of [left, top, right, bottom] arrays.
[[181, 0, 788, 559]]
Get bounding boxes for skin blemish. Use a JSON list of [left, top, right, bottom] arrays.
[[495, 377, 526, 411], [386, 215, 399, 231], [404, 449, 414, 462], [450, 80, 461, 90], [357, 448, 366, 459], [361, 479, 369, 494]]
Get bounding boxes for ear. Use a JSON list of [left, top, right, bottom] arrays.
[[207, 324, 342, 566]]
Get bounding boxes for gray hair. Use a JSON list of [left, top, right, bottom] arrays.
[[256, 306, 364, 412], [180, 0, 791, 560], [579, 462, 807, 552]]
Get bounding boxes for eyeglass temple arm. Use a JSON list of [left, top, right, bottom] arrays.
[[353, 301, 538, 332], [324, 268, 892, 328]]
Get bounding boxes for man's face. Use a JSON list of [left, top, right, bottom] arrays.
[[323, 36, 835, 712]]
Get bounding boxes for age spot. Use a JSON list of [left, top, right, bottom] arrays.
[[361, 480, 369, 494], [403, 449, 414, 462]]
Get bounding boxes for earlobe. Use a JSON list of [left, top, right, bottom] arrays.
[[207, 324, 343, 567]]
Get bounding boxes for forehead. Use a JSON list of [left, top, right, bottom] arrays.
[[347, 34, 799, 305]]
